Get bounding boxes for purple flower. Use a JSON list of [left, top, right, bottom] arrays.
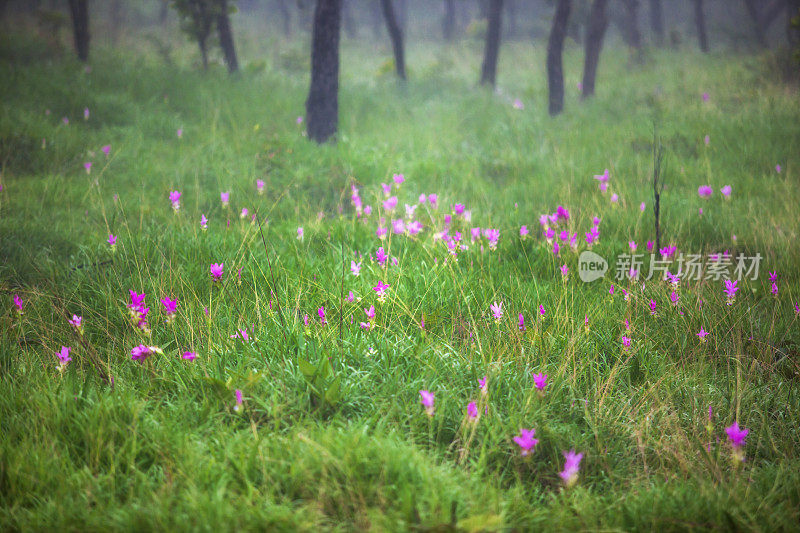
[[512, 98, 524, 109], [102, 144, 111, 156], [177, 127, 183, 138], [520, 225, 529, 238], [383, 196, 398, 212], [698, 185, 713, 199], [428, 194, 438, 207], [697, 327, 709, 342], [532, 372, 547, 391], [161, 296, 177, 318], [297, 227, 304, 241], [723, 279, 738, 304], [725, 421, 748, 448], [467, 401, 478, 419], [220, 192, 230, 207], [108, 234, 117, 248], [490, 301, 503, 322], [610, 193, 619, 203], [373, 280, 390, 301], [702, 92, 710, 102], [392, 173, 405, 186], [131, 344, 162, 362], [84, 107, 90, 120], [622, 335, 632, 350], [518, 312, 525, 332], [559, 450, 583, 486], [200, 214, 208, 230], [375, 246, 387, 267], [350, 260, 361, 276], [419, 390, 435, 416], [256, 179, 265, 194], [182, 351, 197, 361], [704, 135, 710, 146], [318, 306, 327, 325], [13, 294, 23, 314], [513, 428, 538, 456], [210, 263, 224, 282], [84, 162, 92, 174], [776, 164, 781, 173], [721, 185, 732, 198], [593, 169, 609, 184], [649, 299, 657, 315], [479, 376, 487, 394], [169, 190, 181, 211], [57, 346, 72, 367], [234, 389, 243, 411]]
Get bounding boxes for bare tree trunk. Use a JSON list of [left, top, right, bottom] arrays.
[[443, 0, 456, 40], [396, 0, 407, 34], [159, 0, 169, 25], [621, 0, 642, 55], [581, 0, 608, 99], [480, 0, 503, 87], [216, 0, 239, 73], [306, 0, 343, 143], [692, 0, 708, 52], [68, 0, 90, 62], [648, 0, 663, 45], [381, 0, 406, 79], [547, 0, 571, 115], [275, 0, 292, 37]]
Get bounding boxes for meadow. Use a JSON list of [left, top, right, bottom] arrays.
[[1, 21, 800, 531]]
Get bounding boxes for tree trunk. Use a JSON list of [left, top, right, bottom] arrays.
[[396, 0, 407, 35], [621, 0, 642, 54], [275, 0, 291, 37], [480, 0, 503, 87], [306, 0, 343, 143], [648, 0, 663, 45], [381, 0, 406, 79], [581, 0, 608, 100], [67, 0, 90, 62], [547, 0, 571, 115], [370, 0, 383, 39], [443, 0, 456, 40], [216, 0, 239, 73], [789, 0, 800, 46], [159, 0, 169, 25], [506, 0, 516, 39], [692, 0, 708, 53]]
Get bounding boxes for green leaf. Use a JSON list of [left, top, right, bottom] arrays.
[[324, 376, 341, 405], [298, 358, 316, 380]]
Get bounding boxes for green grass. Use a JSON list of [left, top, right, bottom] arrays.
[[1, 23, 800, 531]]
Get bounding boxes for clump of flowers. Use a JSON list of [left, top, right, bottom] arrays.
[[513, 428, 538, 456], [419, 390, 435, 416], [559, 450, 583, 487], [127, 290, 150, 334]]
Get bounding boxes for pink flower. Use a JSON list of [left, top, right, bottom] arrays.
[[702, 92, 710, 102], [108, 234, 117, 248], [234, 389, 243, 412], [102, 144, 111, 156], [177, 127, 183, 138], [622, 335, 632, 349], [610, 193, 619, 203], [490, 301, 503, 322], [83, 107, 90, 120], [721, 185, 731, 198], [629, 241, 637, 252], [513, 428, 538, 456], [776, 164, 781, 173], [297, 227, 304, 241], [318, 306, 326, 325], [518, 313, 525, 332], [698, 185, 713, 198], [346, 290, 355, 303], [210, 263, 224, 282], [84, 162, 92, 174], [640, 201, 646, 212], [161, 296, 177, 318], [296, 116, 303, 125], [373, 280, 390, 301], [704, 135, 710, 146], [13, 294, 23, 314], [467, 401, 478, 419], [220, 192, 230, 207], [723, 279, 738, 304], [532, 372, 547, 391], [364, 305, 375, 320], [725, 421, 748, 448], [646, 240, 654, 252], [62, 116, 69, 125], [559, 450, 583, 486], [479, 376, 487, 394], [769, 271, 777, 282], [182, 351, 197, 361], [131, 344, 162, 362], [375, 247, 387, 267], [649, 299, 657, 315], [419, 390, 435, 416], [520, 225, 529, 238], [350, 260, 361, 276], [512, 98, 524, 109], [392, 173, 405, 186], [383, 196, 398, 212], [593, 169, 610, 184], [697, 327, 709, 342], [68, 314, 83, 332], [256, 179, 265, 194], [169, 190, 181, 211], [200, 214, 208, 230], [538, 304, 546, 317], [57, 346, 72, 367], [391, 219, 405, 234], [428, 194, 438, 207], [670, 291, 680, 305]]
